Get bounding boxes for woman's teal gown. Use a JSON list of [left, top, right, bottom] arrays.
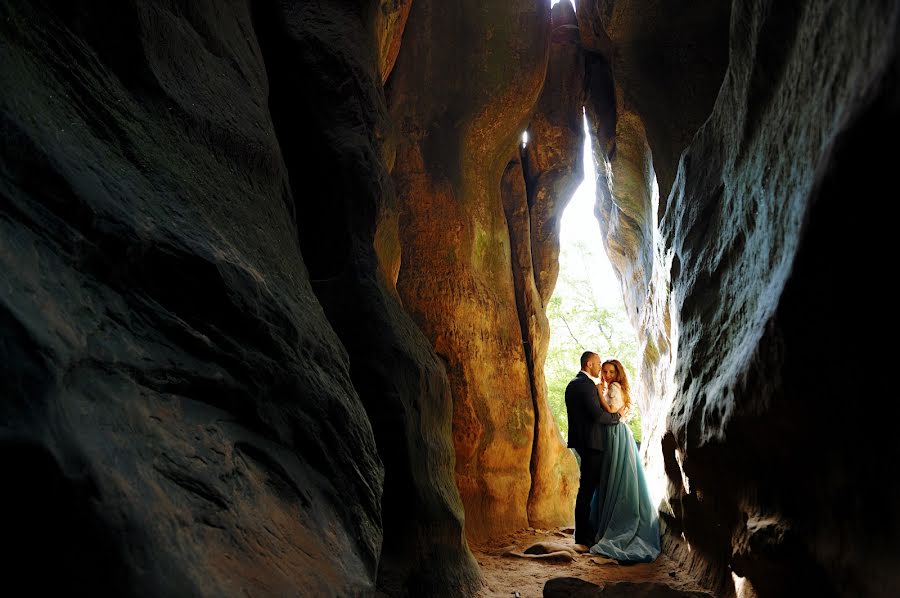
[[588, 422, 661, 562]]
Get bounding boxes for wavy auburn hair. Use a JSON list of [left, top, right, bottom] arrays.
[[602, 359, 631, 410]]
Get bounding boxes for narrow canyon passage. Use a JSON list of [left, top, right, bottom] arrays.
[[466, 103, 706, 597], [1, 1, 897, 597]]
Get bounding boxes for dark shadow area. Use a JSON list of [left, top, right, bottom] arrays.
[[249, 1, 355, 281], [762, 33, 899, 596], [0, 437, 131, 595]]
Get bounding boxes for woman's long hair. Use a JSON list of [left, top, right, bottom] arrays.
[[603, 359, 631, 411]]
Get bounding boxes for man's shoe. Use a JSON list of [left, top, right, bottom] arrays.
[[572, 544, 590, 554]]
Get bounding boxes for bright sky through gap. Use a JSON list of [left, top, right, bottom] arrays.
[[549, 0, 575, 10], [557, 114, 621, 307]]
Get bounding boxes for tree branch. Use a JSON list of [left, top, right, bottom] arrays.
[[560, 313, 585, 351]]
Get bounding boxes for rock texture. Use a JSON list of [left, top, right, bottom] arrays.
[[375, 0, 413, 83], [578, 0, 900, 596], [524, 1, 587, 307], [513, 1, 586, 532], [0, 1, 382, 594], [661, 3, 900, 595], [1, 0, 477, 595], [577, 0, 731, 205], [252, 1, 481, 595], [501, 153, 578, 532], [388, 0, 581, 542]]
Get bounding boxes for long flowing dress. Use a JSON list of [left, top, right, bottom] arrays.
[[588, 384, 661, 562]]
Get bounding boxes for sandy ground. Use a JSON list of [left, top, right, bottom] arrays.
[[470, 527, 713, 598]]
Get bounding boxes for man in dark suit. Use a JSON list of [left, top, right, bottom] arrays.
[[565, 350, 621, 548]]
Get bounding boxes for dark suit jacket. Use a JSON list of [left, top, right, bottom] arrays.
[[565, 371, 620, 451]]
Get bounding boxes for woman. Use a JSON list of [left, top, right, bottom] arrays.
[[588, 359, 661, 562]]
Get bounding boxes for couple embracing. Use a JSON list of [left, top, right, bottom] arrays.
[[564, 351, 660, 563]]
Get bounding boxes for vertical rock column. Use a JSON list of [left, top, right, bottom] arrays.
[[515, 1, 586, 529], [252, 0, 482, 594], [388, 0, 554, 540]]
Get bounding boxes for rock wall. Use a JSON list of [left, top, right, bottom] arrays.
[[387, 0, 583, 541], [251, 1, 482, 594], [578, 0, 900, 595], [517, 1, 587, 530], [1, 0, 479, 595], [386, 0, 541, 541], [0, 0, 382, 593]]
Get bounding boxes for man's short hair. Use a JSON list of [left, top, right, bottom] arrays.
[[580, 351, 598, 368]]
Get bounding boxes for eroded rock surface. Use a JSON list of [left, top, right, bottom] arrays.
[[388, 0, 581, 541], [1, 0, 477, 595], [1, 1, 382, 594], [577, 0, 900, 596]]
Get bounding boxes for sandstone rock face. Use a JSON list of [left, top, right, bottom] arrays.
[[1, 0, 477, 595], [388, 0, 584, 541], [659, 4, 900, 594], [0, 1, 382, 594], [375, 0, 413, 83], [502, 155, 578, 531], [578, 0, 731, 350], [524, 1, 586, 307], [544, 578, 715, 597], [576, 0, 731, 204], [253, 1, 481, 594], [579, 0, 900, 595], [515, 1, 585, 531]]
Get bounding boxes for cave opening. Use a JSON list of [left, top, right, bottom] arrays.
[[550, 0, 574, 12], [543, 112, 644, 451]]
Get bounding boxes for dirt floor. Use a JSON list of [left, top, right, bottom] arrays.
[[470, 527, 714, 598]]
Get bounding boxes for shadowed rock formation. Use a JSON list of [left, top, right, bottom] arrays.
[[250, 1, 481, 595], [3, 0, 899, 596], [1, 0, 477, 595], [375, 0, 413, 84], [1, 0, 384, 593], [659, 3, 900, 595], [502, 150, 579, 532], [524, 1, 587, 308], [577, 0, 731, 206], [577, 0, 900, 596], [544, 577, 715, 597]]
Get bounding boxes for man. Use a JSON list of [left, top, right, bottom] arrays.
[[565, 350, 621, 549]]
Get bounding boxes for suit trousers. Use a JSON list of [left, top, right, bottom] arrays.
[[573, 447, 607, 546]]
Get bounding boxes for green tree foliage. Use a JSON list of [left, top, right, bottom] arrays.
[[545, 240, 642, 443]]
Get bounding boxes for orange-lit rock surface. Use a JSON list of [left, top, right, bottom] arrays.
[[515, 1, 586, 530], [389, 0, 584, 541], [375, 0, 413, 84], [501, 154, 579, 531]]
